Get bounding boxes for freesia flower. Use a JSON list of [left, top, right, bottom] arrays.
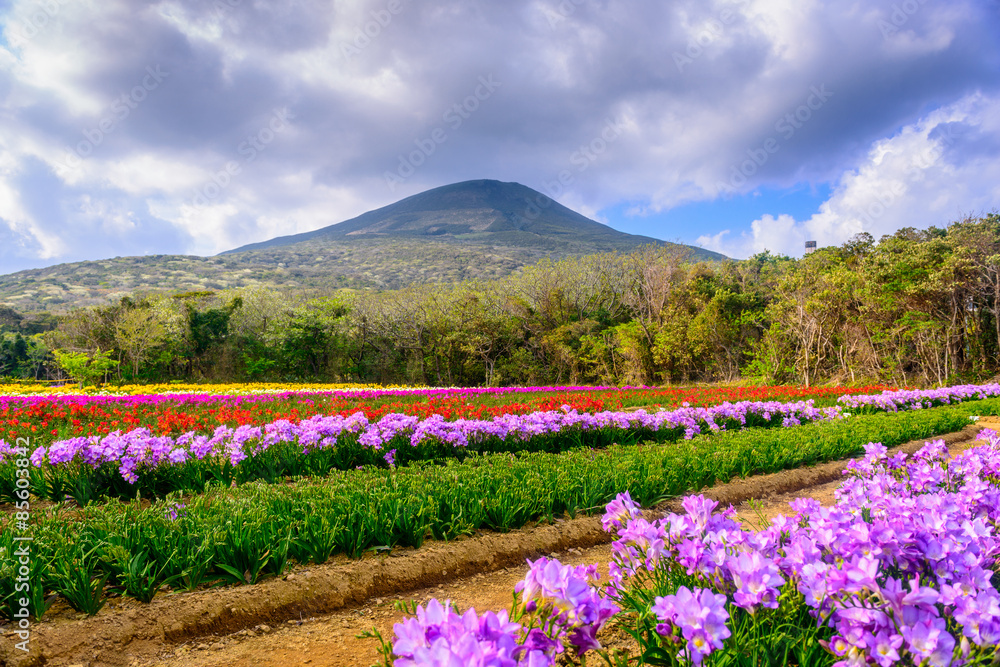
[[652, 586, 731, 665], [726, 550, 785, 611], [515, 557, 618, 655]]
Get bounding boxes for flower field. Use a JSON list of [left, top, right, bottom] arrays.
[[381, 430, 1000, 666], [0, 383, 884, 442], [5, 399, 843, 505], [3, 382, 1000, 666], [2, 383, 998, 506], [0, 384, 893, 505]]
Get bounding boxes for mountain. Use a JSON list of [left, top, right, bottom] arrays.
[[224, 179, 723, 259], [0, 180, 725, 312]]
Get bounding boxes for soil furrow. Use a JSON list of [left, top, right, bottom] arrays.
[[4, 423, 985, 667]]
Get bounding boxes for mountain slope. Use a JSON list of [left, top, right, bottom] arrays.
[[0, 180, 725, 312], [225, 179, 724, 260]]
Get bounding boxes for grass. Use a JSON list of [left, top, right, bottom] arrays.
[[2, 397, 994, 621]]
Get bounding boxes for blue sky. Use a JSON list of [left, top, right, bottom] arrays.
[[0, 0, 998, 273], [605, 184, 834, 249]]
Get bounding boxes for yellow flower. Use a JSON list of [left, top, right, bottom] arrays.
[[0, 382, 441, 396]]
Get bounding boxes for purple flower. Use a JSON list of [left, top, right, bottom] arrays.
[[515, 557, 618, 655], [903, 616, 954, 667], [726, 551, 785, 612], [30, 445, 46, 467], [391, 599, 529, 667], [868, 630, 903, 667], [652, 586, 731, 665], [601, 491, 642, 533], [614, 518, 667, 569], [681, 495, 719, 532]]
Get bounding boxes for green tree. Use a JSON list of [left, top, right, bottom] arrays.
[[113, 303, 168, 379], [52, 348, 119, 387]]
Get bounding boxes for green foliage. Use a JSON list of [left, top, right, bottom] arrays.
[[52, 347, 119, 387], [104, 547, 176, 603], [0, 306, 57, 335], [8, 213, 1000, 387], [0, 306, 24, 332], [5, 399, 992, 620], [46, 541, 109, 616], [186, 303, 234, 356], [0, 332, 52, 380], [0, 527, 54, 621]]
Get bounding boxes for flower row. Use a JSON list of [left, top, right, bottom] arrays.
[[11, 399, 840, 485], [838, 382, 1000, 412], [12, 381, 1000, 480], [385, 430, 1000, 666], [0, 384, 870, 444], [0, 384, 617, 400]]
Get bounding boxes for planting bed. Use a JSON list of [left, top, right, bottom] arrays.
[[4, 423, 986, 667], [134, 415, 985, 667], [3, 383, 1000, 666]]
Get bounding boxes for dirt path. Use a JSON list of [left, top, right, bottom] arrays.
[[5, 424, 986, 667], [143, 545, 620, 667]]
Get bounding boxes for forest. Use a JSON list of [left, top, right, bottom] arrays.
[[2, 213, 999, 388]]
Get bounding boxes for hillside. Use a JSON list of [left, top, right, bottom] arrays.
[[0, 180, 724, 312], [225, 179, 722, 259], [0, 241, 548, 312]]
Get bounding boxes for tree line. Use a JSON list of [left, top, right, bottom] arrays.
[[3, 213, 1000, 388]]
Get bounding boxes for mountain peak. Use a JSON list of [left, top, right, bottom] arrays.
[[0, 180, 724, 312], [224, 180, 723, 260]]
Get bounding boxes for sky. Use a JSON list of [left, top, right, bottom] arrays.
[[0, 0, 998, 274]]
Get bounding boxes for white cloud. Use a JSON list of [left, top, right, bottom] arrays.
[[76, 195, 140, 235], [174, 201, 241, 255], [698, 213, 804, 257], [699, 92, 1000, 258], [103, 155, 209, 195], [0, 0, 997, 272], [3, 0, 118, 116]]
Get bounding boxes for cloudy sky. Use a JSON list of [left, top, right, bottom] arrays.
[[0, 0, 998, 273]]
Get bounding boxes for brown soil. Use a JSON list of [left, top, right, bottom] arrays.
[[2, 424, 986, 667]]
